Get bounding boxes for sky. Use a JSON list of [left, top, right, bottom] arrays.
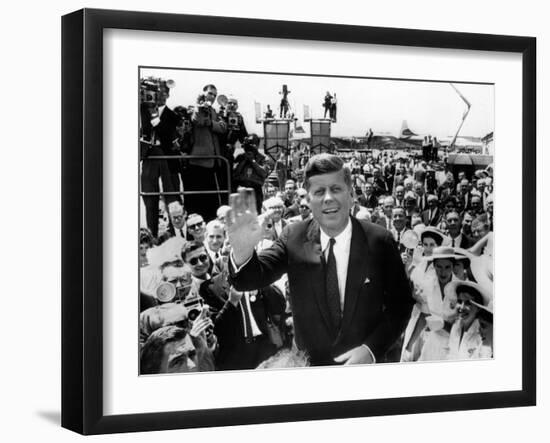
[[141, 67, 494, 139]]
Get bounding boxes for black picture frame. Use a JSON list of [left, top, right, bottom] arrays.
[[62, 8, 536, 435]]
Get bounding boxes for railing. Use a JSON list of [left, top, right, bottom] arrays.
[[140, 154, 232, 200]]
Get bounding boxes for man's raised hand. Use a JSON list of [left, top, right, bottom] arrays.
[[226, 188, 264, 266]]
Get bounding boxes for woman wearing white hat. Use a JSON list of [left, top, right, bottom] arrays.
[[419, 280, 493, 361], [401, 235, 449, 362]]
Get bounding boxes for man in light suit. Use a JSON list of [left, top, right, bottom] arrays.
[[227, 154, 413, 366], [421, 194, 442, 227]]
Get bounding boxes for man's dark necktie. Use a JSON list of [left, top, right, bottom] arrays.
[[240, 294, 253, 338], [452, 238, 455, 247], [325, 238, 341, 330]]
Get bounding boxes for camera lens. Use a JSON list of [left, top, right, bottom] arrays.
[[188, 308, 200, 321]]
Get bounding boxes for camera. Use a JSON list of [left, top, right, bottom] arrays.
[[182, 292, 205, 321], [243, 134, 260, 151], [227, 113, 240, 130], [140, 76, 175, 105], [155, 278, 193, 304], [182, 293, 214, 338], [173, 106, 192, 133]]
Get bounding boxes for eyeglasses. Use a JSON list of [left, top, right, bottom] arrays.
[[299, 205, 310, 210], [188, 222, 204, 230], [188, 254, 209, 266]]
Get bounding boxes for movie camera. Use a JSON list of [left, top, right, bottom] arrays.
[[139, 76, 176, 106]]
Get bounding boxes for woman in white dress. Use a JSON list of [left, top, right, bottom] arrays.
[[400, 230, 449, 362], [419, 280, 493, 361]]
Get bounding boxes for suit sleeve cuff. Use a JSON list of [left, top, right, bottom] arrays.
[[229, 251, 253, 274], [361, 344, 376, 363]]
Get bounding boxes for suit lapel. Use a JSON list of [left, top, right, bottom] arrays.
[[304, 220, 334, 334], [341, 219, 370, 329], [431, 208, 439, 225]]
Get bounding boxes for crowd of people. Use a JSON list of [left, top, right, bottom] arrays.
[[139, 78, 494, 374]]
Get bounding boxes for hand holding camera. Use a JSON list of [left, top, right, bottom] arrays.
[[189, 315, 214, 339]]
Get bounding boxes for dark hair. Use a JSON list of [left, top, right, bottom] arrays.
[[456, 284, 484, 306], [421, 231, 444, 246], [392, 205, 406, 213], [140, 326, 189, 375], [303, 154, 352, 190], [445, 210, 461, 221], [202, 84, 217, 92], [442, 195, 458, 208], [139, 228, 154, 247], [181, 240, 206, 262]]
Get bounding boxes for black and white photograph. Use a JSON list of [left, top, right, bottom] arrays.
[[138, 67, 495, 375]]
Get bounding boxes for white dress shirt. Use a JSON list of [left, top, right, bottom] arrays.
[[450, 233, 462, 248], [241, 291, 262, 337], [204, 243, 220, 263], [174, 225, 186, 239], [274, 220, 284, 237], [151, 104, 166, 127], [320, 218, 352, 311], [231, 216, 375, 361]]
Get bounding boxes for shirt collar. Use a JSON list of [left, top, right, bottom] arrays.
[[320, 217, 352, 252], [192, 273, 211, 284]]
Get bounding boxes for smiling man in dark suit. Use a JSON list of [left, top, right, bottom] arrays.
[[227, 154, 413, 366]]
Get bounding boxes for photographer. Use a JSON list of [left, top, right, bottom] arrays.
[[233, 134, 269, 213], [184, 84, 227, 221], [223, 96, 248, 164], [140, 78, 181, 238], [172, 105, 194, 172]]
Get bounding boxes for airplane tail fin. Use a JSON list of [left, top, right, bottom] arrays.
[[399, 120, 417, 137]]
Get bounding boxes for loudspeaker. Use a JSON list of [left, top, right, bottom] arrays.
[[310, 120, 331, 154], [263, 121, 290, 161]]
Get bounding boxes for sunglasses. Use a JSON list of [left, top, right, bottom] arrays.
[[188, 222, 204, 230], [188, 254, 209, 266], [299, 205, 310, 209]]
